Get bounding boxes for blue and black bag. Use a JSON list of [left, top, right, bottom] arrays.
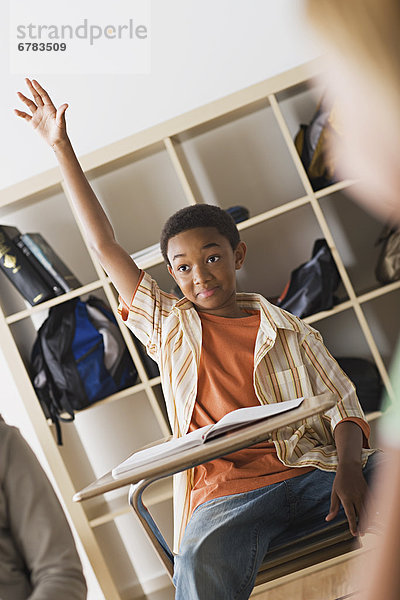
[[30, 296, 137, 444]]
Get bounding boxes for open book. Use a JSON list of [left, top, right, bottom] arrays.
[[112, 397, 303, 478]]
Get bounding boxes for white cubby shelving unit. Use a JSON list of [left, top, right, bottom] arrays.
[[0, 59, 397, 599]]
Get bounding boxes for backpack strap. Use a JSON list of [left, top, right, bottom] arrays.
[[37, 299, 84, 439], [31, 336, 67, 445]]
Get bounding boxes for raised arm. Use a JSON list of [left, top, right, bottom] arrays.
[[15, 78, 141, 305]]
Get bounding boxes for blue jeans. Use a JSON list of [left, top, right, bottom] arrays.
[[173, 454, 378, 600]]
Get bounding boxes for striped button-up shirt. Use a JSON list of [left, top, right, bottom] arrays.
[[119, 271, 373, 551]]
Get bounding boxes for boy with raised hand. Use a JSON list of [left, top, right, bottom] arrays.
[[16, 79, 376, 600]]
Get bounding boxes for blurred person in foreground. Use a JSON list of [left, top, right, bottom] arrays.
[[306, 1, 400, 599], [0, 415, 87, 599]]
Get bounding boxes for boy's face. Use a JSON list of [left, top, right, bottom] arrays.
[[167, 226, 247, 317]]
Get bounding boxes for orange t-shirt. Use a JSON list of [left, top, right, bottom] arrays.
[[189, 310, 314, 515]]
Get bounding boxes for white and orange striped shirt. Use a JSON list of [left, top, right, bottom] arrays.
[[119, 270, 374, 551]]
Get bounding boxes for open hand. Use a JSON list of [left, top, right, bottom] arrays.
[[326, 462, 369, 536], [15, 78, 68, 148]]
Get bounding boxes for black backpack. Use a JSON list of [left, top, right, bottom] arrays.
[[294, 99, 341, 191], [277, 239, 341, 318], [30, 296, 138, 444], [336, 357, 383, 413]]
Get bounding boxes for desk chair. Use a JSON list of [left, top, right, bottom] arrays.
[[129, 466, 359, 590], [75, 394, 365, 594]]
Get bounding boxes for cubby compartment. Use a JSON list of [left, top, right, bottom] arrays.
[[62, 388, 173, 598], [115, 498, 174, 597], [151, 383, 171, 435], [312, 309, 374, 361], [237, 203, 325, 300], [0, 270, 38, 318], [0, 189, 99, 319], [88, 145, 190, 255], [95, 499, 174, 600], [9, 316, 41, 370], [276, 80, 340, 192], [9, 286, 143, 451], [361, 289, 400, 370], [176, 101, 306, 218], [146, 260, 180, 297], [109, 283, 163, 384], [92, 519, 147, 600], [276, 80, 324, 141], [311, 308, 387, 416], [66, 390, 164, 484], [85, 477, 172, 529], [318, 191, 384, 295]]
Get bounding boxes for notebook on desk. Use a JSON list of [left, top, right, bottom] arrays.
[[73, 393, 336, 503], [112, 397, 304, 477]]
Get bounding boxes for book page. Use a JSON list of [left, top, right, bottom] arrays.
[[112, 398, 304, 477], [203, 397, 304, 441], [112, 425, 212, 477]]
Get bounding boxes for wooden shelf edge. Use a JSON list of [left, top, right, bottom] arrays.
[[301, 281, 400, 329], [366, 410, 382, 423], [5, 279, 105, 324], [237, 195, 311, 231], [88, 477, 172, 528], [45, 375, 163, 421], [1, 60, 324, 205], [357, 280, 400, 304], [0, 168, 63, 209], [302, 279, 400, 325], [314, 179, 358, 199], [303, 300, 353, 324], [76, 382, 149, 411]]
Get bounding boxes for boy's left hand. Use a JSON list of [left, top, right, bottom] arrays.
[[326, 462, 368, 536]]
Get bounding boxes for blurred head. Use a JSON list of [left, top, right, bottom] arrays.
[[306, 0, 400, 223]]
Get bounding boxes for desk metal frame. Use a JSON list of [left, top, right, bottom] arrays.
[[75, 394, 338, 583]]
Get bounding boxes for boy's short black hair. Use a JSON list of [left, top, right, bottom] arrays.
[[160, 204, 240, 265]]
